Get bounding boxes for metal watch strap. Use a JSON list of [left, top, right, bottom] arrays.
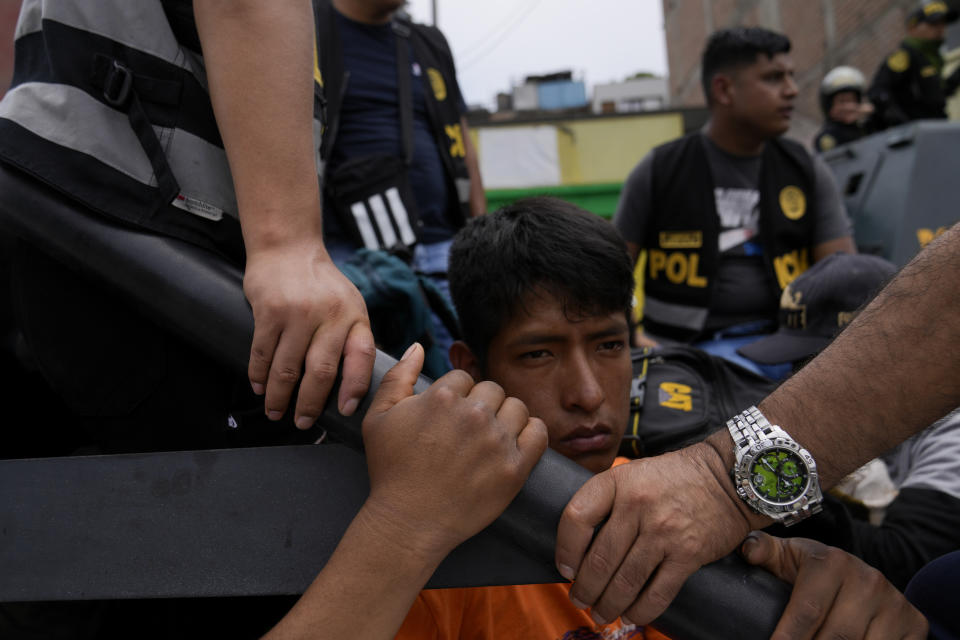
[[726, 405, 786, 453]]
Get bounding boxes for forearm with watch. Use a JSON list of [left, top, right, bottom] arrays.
[[706, 224, 960, 526]]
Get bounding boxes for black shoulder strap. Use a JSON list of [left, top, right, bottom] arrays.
[[393, 21, 414, 166]]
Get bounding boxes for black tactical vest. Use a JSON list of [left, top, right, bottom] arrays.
[[643, 134, 816, 342], [314, 0, 471, 246]]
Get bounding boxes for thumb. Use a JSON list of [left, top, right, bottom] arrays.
[[367, 343, 425, 417], [740, 531, 795, 582]]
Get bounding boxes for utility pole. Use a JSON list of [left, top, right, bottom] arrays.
[[431, 0, 437, 25]]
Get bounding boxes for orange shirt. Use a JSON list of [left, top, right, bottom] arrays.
[[395, 581, 672, 640], [395, 458, 671, 640]]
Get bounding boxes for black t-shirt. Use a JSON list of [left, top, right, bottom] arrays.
[[324, 11, 465, 244]]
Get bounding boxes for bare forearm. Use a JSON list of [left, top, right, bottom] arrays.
[[264, 505, 444, 640], [194, 0, 323, 251], [712, 224, 960, 487], [462, 117, 486, 216]]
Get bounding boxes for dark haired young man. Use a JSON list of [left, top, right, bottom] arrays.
[[385, 198, 920, 639], [262, 199, 923, 639], [614, 27, 855, 377]]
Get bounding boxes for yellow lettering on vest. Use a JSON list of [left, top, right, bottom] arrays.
[[665, 252, 687, 284], [659, 231, 703, 249], [648, 249, 667, 279], [649, 251, 708, 287], [686, 253, 708, 288], [445, 124, 466, 158], [659, 383, 693, 412], [773, 248, 810, 290]]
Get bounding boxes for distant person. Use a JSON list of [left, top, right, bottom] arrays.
[[738, 252, 960, 590], [868, 0, 960, 129], [614, 27, 855, 378], [315, 0, 486, 365], [814, 66, 873, 152]]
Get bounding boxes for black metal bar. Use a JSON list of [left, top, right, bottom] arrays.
[[0, 166, 789, 638]]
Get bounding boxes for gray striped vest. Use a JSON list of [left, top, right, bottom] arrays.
[[0, 0, 324, 261]]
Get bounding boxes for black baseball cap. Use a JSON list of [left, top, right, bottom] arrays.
[[737, 253, 897, 365]]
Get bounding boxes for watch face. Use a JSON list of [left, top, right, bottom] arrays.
[[749, 447, 809, 504]]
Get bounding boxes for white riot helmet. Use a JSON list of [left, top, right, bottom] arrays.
[[820, 66, 866, 115]]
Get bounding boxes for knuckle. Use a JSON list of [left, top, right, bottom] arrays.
[[271, 364, 301, 385], [584, 550, 615, 577], [504, 396, 529, 418], [306, 359, 339, 383], [464, 400, 493, 424], [348, 338, 377, 360], [446, 368, 475, 388], [249, 346, 271, 367], [610, 569, 642, 597], [475, 380, 504, 396], [431, 383, 460, 407], [324, 296, 345, 320], [641, 586, 673, 617], [792, 598, 825, 626]]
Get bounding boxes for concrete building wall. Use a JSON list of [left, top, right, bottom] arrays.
[[662, 0, 919, 145], [592, 77, 670, 113]]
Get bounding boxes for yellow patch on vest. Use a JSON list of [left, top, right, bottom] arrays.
[[818, 134, 836, 152], [917, 226, 949, 248], [779, 185, 806, 220], [659, 382, 693, 412], [658, 231, 703, 249], [921, 66, 938, 78], [887, 50, 910, 73], [427, 68, 447, 101]]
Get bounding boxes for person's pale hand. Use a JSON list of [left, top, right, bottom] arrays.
[[555, 442, 754, 625], [243, 240, 375, 426], [360, 344, 549, 561], [741, 531, 928, 639]]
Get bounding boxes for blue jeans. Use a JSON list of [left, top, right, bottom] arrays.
[[693, 320, 792, 381]]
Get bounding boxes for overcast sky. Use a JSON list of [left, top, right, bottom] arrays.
[[404, 0, 668, 109]]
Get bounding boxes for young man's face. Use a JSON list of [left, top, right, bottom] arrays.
[[459, 292, 632, 474], [727, 52, 798, 138]]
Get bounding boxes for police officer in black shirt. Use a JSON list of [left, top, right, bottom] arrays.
[[814, 66, 872, 152], [868, 0, 960, 129]]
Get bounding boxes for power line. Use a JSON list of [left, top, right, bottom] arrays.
[[458, 0, 544, 71], [455, 0, 539, 58]]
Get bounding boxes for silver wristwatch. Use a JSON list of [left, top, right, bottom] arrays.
[[726, 406, 823, 526]]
